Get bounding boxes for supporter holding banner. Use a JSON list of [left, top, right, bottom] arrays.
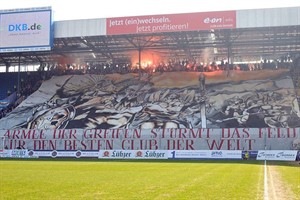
[[0, 92, 17, 109], [0, 100, 9, 109]]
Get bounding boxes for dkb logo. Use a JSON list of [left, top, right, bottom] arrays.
[[8, 23, 42, 31]]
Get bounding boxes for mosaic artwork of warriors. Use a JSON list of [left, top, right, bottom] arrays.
[[1, 70, 300, 129]]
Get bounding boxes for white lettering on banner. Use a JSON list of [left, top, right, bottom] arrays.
[[203, 17, 222, 24], [256, 150, 297, 161], [109, 19, 124, 27], [0, 128, 299, 151], [124, 17, 170, 26]]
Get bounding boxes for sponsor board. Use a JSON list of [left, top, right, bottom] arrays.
[[27, 150, 99, 158], [99, 150, 168, 159], [169, 150, 242, 159], [107, 11, 236, 35], [54, 151, 77, 158], [0, 7, 53, 53], [211, 150, 242, 159], [256, 150, 297, 161], [10, 149, 28, 158], [1, 149, 28, 158], [50, 150, 99, 158], [135, 150, 168, 159], [76, 151, 99, 158], [169, 150, 209, 159]]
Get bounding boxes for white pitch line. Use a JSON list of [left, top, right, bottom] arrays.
[[264, 160, 269, 200]]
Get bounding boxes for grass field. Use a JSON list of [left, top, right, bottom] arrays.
[[0, 159, 299, 200]]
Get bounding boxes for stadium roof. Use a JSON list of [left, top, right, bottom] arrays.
[[1, 6, 300, 66]]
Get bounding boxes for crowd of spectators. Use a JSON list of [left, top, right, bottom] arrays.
[[29, 57, 293, 77], [0, 105, 14, 119], [0, 71, 46, 120], [83, 59, 292, 75], [290, 57, 300, 104]]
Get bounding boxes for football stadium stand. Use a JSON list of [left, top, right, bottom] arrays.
[[0, 6, 299, 154]]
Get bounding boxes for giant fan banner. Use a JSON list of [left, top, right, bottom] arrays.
[[0, 70, 299, 130], [0, 128, 299, 151]]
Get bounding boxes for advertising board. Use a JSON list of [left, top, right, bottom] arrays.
[[169, 150, 242, 159], [0, 7, 53, 53], [99, 150, 168, 159], [107, 11, 236, 35], [256, 150, 297, 161]]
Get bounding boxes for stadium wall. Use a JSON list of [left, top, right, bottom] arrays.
[[54, 18, 106, 38], [236, 7, 300, 28]]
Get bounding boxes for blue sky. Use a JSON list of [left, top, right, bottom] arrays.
[[1, 0, 300, 21]]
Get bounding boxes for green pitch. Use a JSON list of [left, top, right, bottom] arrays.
[[0, 159, 299, 200]]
